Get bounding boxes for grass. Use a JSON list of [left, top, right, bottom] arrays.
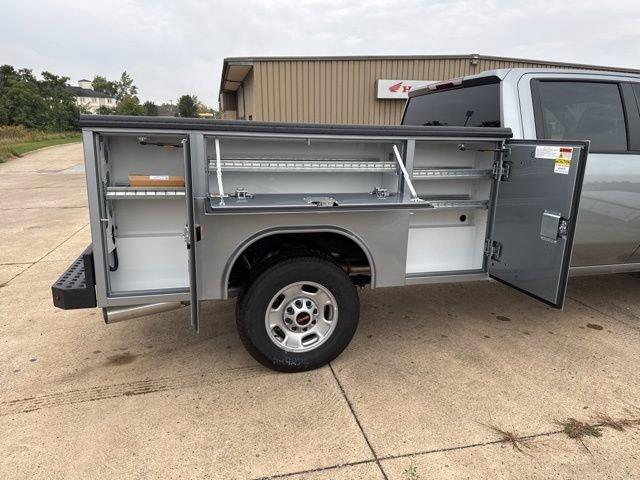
[[486, 424, 540, 454], [556, 418, 603, 452], [481, 411, 640, 459], [403, 458, 420, 480], [0, 125, 81, 162], [593, 411, 640, 432]]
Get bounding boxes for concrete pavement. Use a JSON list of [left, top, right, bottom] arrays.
[[1, 143, 640, 479]]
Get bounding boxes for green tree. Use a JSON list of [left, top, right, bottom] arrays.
[[115, 95, 144, 115], [0, 65, 78, 130], [177, 94, 198, 117], [96, 105, 116, 115], [91, 75, 117, 97], [0, 67, 45, 128], [91, 71, 137, 101], [143, 101, 158, 116], [115, 71, 137, 101], [158, 102, 178, 116], [38, 71, 78, 131]]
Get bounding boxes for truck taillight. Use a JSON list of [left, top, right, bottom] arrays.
[[427, 77, 463, 91]]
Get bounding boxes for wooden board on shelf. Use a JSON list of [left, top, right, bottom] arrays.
[[129, 174, 185, 187]]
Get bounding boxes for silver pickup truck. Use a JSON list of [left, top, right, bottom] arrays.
[[402, 68, 640, 273], [51, 68, 637, 372]]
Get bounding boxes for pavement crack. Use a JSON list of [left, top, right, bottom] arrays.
[[329, 362, 389, 480], [567, 295, 640, 333], [7, 222, 89, 284], [252, 428, 569, 479], [379, 429, 565, 461], [252, 459, 376, 480]]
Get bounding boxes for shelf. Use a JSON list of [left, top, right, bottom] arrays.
[[208, 158, 397, 173], [106, 187, 185, 200], [412, 168, 492, 180], [207, 192, 427, 213], [205, 192, 488, 214]]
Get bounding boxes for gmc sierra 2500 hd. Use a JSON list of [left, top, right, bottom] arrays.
[[51, 68, 638, 372]]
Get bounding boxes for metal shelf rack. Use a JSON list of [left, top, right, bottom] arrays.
[[208, 158, 398, 173], [412, 168, 492, 180], [105, 187, 186, 200]]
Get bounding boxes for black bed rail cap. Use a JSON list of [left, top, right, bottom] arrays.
[[79, 115, 513, 139]]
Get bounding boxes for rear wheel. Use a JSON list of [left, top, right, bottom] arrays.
[[236, 256, 359, 372]]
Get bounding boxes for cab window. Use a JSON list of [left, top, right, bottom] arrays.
[[534, 81, 627, 152], [402, 82, 501, 127]]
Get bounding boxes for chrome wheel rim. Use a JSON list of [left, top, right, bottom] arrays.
[[264, 281, 338, 353]]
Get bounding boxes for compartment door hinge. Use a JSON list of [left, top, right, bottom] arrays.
[[484, 239, 502, 260], [492, 159, 511, 181]]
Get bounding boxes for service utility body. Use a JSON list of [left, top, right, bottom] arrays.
[[52, 67, 640, 372]]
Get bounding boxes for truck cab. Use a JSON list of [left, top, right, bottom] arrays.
[[402, 69, 640, 273]]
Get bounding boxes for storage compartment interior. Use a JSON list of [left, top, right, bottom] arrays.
[[406, 209, 488, 273], [406, 140, 495, 275], [206, 135, 405, 211], [98, 134, 188, 294]]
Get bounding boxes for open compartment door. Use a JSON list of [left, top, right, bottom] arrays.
[[183, 137, 201, 330], [488, 140, 589, 308]]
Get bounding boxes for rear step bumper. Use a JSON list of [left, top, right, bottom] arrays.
[[52, 245, 97, 309]]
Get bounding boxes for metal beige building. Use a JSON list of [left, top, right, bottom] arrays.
[[219, 54, 639, 125]]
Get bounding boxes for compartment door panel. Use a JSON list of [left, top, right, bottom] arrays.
[[183, 136, 201, 330], [488, 140, 589, 308]]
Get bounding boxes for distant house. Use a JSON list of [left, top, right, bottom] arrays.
[[67, 79, 116, 113]]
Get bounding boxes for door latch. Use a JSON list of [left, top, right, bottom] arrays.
[[540, 210, 568, 242]]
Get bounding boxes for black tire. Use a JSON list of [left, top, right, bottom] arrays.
[[236, 256, 359, 372]]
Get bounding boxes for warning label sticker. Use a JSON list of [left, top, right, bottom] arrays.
[[554, 157, 571, 174], [535, 145, 573, 175], [535, 145, 561, 159]]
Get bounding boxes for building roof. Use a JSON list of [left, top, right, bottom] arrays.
[[219, 53, 640, 94], [66, 86, 115, 99], [223, 53, 640, 70]]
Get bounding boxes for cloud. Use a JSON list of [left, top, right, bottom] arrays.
[[1, 0, 638, 107]]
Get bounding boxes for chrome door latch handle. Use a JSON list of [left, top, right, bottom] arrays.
[[540, 210, 569, 242]]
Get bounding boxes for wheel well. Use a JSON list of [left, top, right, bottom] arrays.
[[228, 232, 372, 291]]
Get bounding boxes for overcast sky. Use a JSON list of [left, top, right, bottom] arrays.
[[2, 0, 638, 107]]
